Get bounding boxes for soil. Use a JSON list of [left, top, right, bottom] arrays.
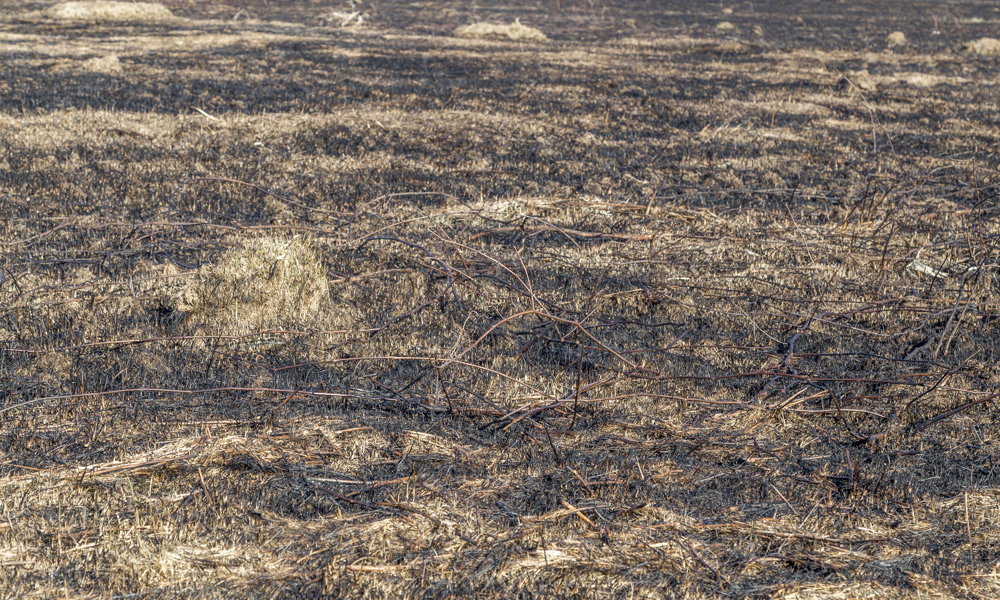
[[1, 1, 1000, 598]]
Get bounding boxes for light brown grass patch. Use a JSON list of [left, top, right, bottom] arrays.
[[80, 54, 123, 74], [963, 37, 1000, 56], [886, 31, 907, 47], [42, 1, 175, 22], [177, 234, 331, 336], [842, 69, 877, 92], [452, 19, 548, 42]]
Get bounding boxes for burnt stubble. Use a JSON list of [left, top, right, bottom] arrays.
[[1, 1, 999, 598]]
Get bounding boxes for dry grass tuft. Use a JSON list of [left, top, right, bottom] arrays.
[[177, 234, 330, 336], [842, 69, 877, 92], [452, 19, 548, 42], [886, 30, 907, 47], [963, 37, 1000, 56], [42, 1, 175, 22], [319, 9, 366, 27], [81, 54, 123, 74]]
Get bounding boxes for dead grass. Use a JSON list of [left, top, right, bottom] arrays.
[[452, 20, 548, 42], [886, 30, 907, 47], [1, 0, 1000, 598], [963, 37, 1000, 56], [74, 54, 124, 74], [41, 1, 176, 22], [842, 69, 877, 92], [176, 234, 332, 337]]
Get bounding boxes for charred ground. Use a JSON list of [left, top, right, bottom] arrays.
[[1, 1, 1000, 598]]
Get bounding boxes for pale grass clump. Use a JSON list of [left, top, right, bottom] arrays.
[[80, 55, 124, 74], [452, 20, 548, 42], [42, 1, 175, 22], [178, 235, 330, 336], [963, 37, 1000, 56], [886, 31, 907, 47]]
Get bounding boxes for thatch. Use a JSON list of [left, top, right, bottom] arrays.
[[886, 31, 907, 47], [177, 235, 330, 336], [43, 1, 175, 22], [963, 37, 1000, 56], [453, 20, 548, 42]]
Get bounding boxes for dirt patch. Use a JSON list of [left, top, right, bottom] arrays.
[[1, 0, 999, 599]]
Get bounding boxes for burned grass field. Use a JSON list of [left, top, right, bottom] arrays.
[[2, 0, 1000, 597]]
